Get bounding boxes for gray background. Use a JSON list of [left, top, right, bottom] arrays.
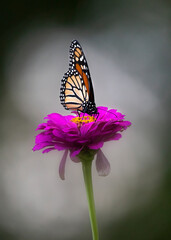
[[0, 1, 170, 239]]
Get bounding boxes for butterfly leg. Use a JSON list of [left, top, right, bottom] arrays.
[[95, 112, 99, 121], [82, 112, 86, 120], [77, 110, 80, 118]]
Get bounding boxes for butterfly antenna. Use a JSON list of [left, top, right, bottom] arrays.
[[97, 107, 117, 118]]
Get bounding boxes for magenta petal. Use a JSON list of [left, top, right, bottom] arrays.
[[70, 155, 80, 163], [89, 141, 104, 150], [111, 133, 122, 140], [97, 106, 108, 113], [33, 107, 131, 167], [70, 148, 83, 157], [59, 149, 68, 180], [54, 144, 66, 151], [96, 149, 110, 176], [42, 147, 55, 153], [33, 142, 54, 151], [36, 123, 46, 130]]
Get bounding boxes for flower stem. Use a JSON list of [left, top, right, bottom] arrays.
[[82, 159, 99, 240]]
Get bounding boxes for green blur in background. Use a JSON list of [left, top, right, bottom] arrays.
[[0, 0, 170, 240]]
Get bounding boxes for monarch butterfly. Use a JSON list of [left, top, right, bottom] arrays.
[[60, 40, 98, 116]]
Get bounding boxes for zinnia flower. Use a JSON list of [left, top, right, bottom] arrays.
[[33, 106, 131, 180]]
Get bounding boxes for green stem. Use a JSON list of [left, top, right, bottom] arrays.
[[82, 159, 99, 240]]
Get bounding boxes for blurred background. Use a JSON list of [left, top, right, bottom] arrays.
[[0, 0, 170, 239]]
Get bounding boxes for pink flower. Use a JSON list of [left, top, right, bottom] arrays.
[[33, 107, 131, 180]]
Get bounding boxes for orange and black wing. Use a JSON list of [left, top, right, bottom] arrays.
[[60, 69, 88, 111], [69, 40, 95, 103]]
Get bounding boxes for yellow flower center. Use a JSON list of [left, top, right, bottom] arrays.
[[71, 116, 96, 125]]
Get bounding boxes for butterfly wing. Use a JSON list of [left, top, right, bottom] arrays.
[[60, 40, 97, 114], [69, 40, 95, 103], [60, 69, 88, 111]]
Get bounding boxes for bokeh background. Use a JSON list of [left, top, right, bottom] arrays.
[[0, 0, 170, 239]]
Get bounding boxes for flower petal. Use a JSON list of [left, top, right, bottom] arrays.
[[70, 155, 80, 163], [96, 149, 110, 176], [70, 148, 83, 157], [89, 141, 104, 150], [42, 147, 55, 153], [35, 123, 47, 130], [59, 149, 68, 180], [54, 144, 66, 151], [33, 106, 131, 171], [108, 133, 122, 141], [32, 142, 54, 151]]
